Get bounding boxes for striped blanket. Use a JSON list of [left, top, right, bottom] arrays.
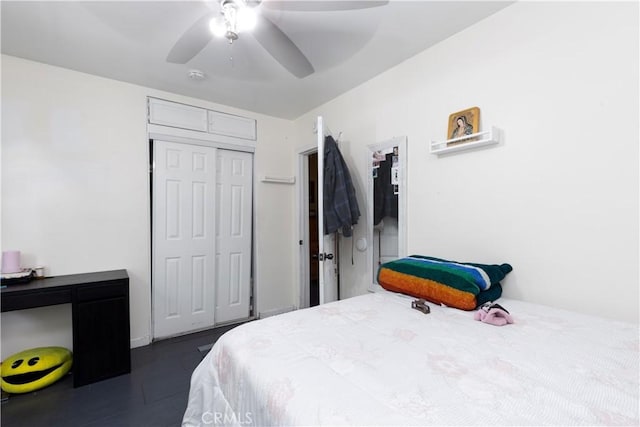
[[377, 255, 512, 310]]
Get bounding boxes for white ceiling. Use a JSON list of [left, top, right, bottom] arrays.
[[1, 1, 511, 119]]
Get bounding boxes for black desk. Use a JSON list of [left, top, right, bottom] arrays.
[[1, 270, 131, 387]]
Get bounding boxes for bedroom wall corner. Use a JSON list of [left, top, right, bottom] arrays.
[[251, 120, 298, 318]]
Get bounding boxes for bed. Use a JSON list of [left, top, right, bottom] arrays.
[[182, 290, 639, 426]]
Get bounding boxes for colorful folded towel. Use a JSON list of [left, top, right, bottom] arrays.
[[377, 256, 512, 310]]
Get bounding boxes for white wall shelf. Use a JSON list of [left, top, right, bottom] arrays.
[[430, 126, 500, 156]]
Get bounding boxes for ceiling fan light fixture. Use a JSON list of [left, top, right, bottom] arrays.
[[236, 7, 257, 32], [209, 16, 228, 38], [209, 0, 256, 42]]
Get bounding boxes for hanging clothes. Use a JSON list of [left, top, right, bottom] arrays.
[[373, 152, 398, 226], [323, 135, 360, 237]]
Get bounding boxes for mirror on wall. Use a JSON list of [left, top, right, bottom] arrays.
[[367, 136, 407, 290]]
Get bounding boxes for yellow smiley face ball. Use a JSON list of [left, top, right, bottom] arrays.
[[1, 347, 72, 394]]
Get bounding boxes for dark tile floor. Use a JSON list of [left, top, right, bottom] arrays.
[[1, 324, 241, 427]]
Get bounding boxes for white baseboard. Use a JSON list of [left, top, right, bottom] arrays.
[[130, 335, 150, 349], [258, 305, 297, 319]]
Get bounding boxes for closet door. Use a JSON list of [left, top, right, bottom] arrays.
[[215, 150, 253, 323], [152, 140, 217, 339]]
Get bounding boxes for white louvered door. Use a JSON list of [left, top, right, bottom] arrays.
[[215, 150, 253, 323], [152, 140, 217, 339]]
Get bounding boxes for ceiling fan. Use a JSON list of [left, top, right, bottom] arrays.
[[166, 0, 389, 78]]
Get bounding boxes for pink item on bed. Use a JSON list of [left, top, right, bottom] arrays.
[[474, 306, 514, 326]]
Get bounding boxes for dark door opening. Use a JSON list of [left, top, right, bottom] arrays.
[[308, 152, 320, 307]]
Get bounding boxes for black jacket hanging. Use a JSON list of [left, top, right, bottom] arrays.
[[373, 152, 398, 226]]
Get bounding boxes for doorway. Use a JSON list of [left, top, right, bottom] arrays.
[[308, 153, 320, 307], [297, 117, 340, 308]]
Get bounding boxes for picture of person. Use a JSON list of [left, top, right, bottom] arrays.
[[446, 107, 480, 146], [450, 115, 473, 139]]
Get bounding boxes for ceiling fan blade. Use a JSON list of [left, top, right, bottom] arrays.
[[263, 1, 388, 12], [253, 14, 314, 78], [166, 14, 213, 64]]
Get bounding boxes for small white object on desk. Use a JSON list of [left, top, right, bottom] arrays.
[[1, 269, 34, 281], [34, 266, 46, 278]]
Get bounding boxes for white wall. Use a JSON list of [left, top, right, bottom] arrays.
[[1, 55, 296, 358], [293, 2, 639, 323]]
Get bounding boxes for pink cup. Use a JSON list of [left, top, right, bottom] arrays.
[[2, 250, 21, 274]]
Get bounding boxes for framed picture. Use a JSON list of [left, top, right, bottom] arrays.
[[447, 107, 480, 145]]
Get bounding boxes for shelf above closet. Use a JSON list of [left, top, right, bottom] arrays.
[[430, 126, 500, 156]]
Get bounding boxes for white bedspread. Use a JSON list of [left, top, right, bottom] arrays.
[[183, 291, 639, 426]]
